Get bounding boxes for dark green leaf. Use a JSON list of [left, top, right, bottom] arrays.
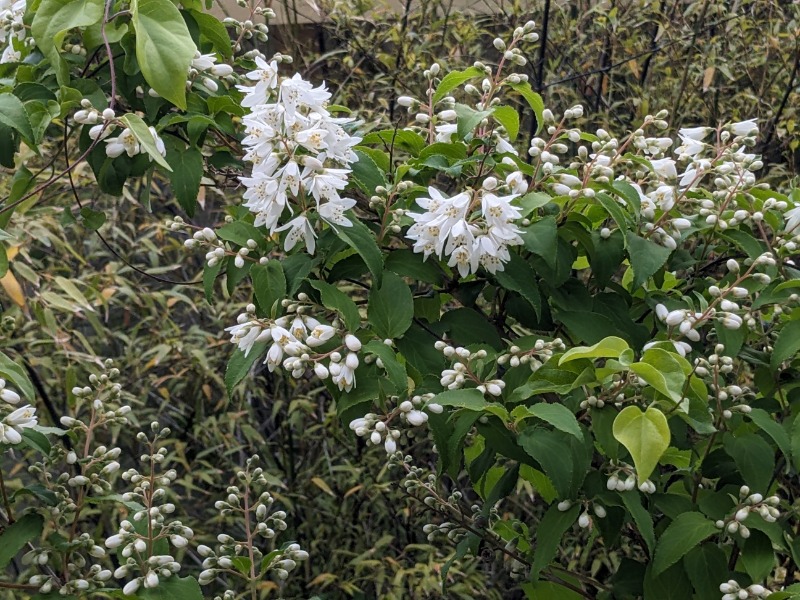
[[350, 149, 386, 194], [225, 343, 267, 396], [771, 319, 800, 371], [0, 93, 34, 143], [683, 544, 729, 600], [723, 433, 775, 493], [334, 219, 383, 285], [138, 576, 204, 600], [367, 271, 413, 339], [251, 261, 286, 317], [167, 147, 203, 214], [309, 280, 361, 331], [521, 216, 557, 269], [652, 512, 720, 575], [530, 503, 580, 578], [494, 252, 541, 319], [741, 529, 775, 582], [131, 0, 196, 109], [0, 514, 44, 569], [79, 207, 106, 230], [626, 233, 672, 289]]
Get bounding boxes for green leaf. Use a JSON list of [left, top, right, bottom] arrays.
[[630, 348, 687, 403], [362, 340, 407, 393], [644, 562, 694, 600], [771, 319, 800, 371], [792, 412, 800, 472], [506, 82, 545, 134], [138, 576, 204, 600], [520, 216, 557, 269], [494, 252, 541, 319], [559, 336, 629, 364], [367, 271, 413, 339], [188, 9, 232, 58], [0, 513, 44, 569], [31, 0, 104, 84], [309, 280, 361, 331], [167, 147, 203, 214], [350, 149, 386, 194], [131, 0, 196, 109], [493, 105, 520, 141], [512, 403, 582, 439], [432, 66, 483, 104], [741, 530, 776, 582], [334, 219, 383, 285], [612, 406, 670, 481], [454, 103, 491, 139], [723, 433, 775, 492], [79, 206, 106, 230], [652, 512, 718, 575], [119, 114, 172, 171], [360, 129, 425, 156], [626, 233, 672, 289], [530, 503, 580, 578], [620, 491, 656, 554], [251, 261, 286, 317], [21, 429, 51, 456], [430, 388, 487, 411], [0, 351, 35, 401], [225, 343, 267, 396], [518, 428, 574, 498], [0, 93, 34, 144], [747, 408, 791, 461], [683, 544, 729, 600]]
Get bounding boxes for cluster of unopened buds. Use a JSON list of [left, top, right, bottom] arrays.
[[349, 396, 444, 454], [715, 486, 780, 540], [692, 345, 754, 418], [497, 338, 566, 373], [556, 499, 607, 530], [606, 462, 656, 493], [434, 342, 506, 397], [105, 423, 192, 596], [198, 456, 308, 587], [223, 3, 275, 49], [74, 101, 167, 160], [186, 51, 234, 94], [0, 377, 36, 444], [226, 298, 363, 391], [720, 580, 770, 599]]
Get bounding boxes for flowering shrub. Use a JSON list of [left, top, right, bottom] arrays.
[[0, 1, 799, 599]]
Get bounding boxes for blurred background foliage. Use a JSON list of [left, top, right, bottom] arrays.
[[1, 0, 798, 597]]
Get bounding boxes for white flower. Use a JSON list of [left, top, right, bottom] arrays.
[[678, 126, 710, 141], [148, 127, 166, 157], [318, 197, 355, 228], [729, 119, 758, 137], [105, 128, 139, 158], [0, 404, 37, 443], [276, 215, 317, 254], [650, 158, 677, 180], [784, 205, 800, 233], [0, 381, 20, 404]]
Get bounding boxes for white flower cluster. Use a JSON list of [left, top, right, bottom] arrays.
[[714, 486, 780, 541], [0, 0, 25, 64], [225, 299, 362, 391], [106, 423, 193, 596], [238, 56, 361, 255], [198, 456, 308, 587], [0, 378, 36, 445], [74, 102, 167, 160], [349, 396, 444, 454], [406, 175, 527, 277], [720, 580, 770, 600]]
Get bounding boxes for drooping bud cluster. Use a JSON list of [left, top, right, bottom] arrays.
[[106, 422, 192, 596], [349, 396, 443, 454], [225, 297, 363, 391], [720, 580, 770, 599], [198, 456, 308, 589], [556, 500, 607, 531], [606, 461, 655, 493], [237, 53, 361, 255], [714, 486, 781, 540]]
